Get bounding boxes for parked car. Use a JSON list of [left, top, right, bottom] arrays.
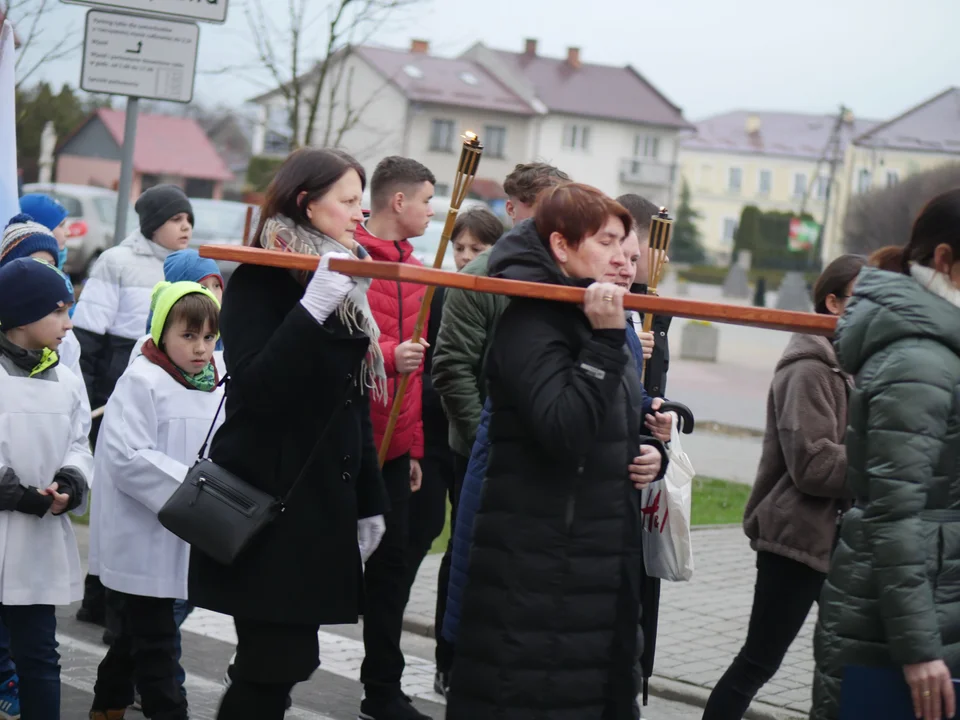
[[22, 183, 135, 280], [187, 198, 258, 283]]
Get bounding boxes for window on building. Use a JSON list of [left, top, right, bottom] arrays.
[[429, 119, 455, 152], [722, 218, 738, 245], [758, 169, 772, 195], [185, 178, 215, 199], [485, 125, 507, 159], [264, 130, 291, 155], [728, 167, 742, 193], [634, 134, 660, 159], [434, 183, 450, 196], [886, 170, 899, 188], [793, 173, 807, 198], [857, 169, 872, 194], [562, 124, 591, 150], [815, 176, 830, 200]]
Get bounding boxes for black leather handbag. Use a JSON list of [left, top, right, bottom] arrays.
[[159, 379, 338, 566]]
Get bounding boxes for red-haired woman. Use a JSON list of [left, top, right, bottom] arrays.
[[447, 183, 670, 720]]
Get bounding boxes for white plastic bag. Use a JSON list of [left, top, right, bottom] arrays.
[[640, 412, 695, 581]]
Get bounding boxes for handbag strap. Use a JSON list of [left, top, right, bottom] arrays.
[[197, 375, 355, 508], [197, 375, 231, 460]]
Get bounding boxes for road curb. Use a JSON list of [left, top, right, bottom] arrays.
[[400, 615, 805, 720]]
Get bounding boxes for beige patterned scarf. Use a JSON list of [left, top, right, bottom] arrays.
[[260, 215, 386, 402]]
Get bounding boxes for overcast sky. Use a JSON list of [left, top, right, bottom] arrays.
[[24, 0, 959, 123]]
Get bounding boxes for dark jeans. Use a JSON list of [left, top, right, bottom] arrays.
[[80, 572, 108, 620], [434, 452, 469, 675], [403, 447, 455, 596], [0, 604, 59, 719], [701, 551, 825, 720], [218, 617, 318, 719], [91, 590, 187, 720], [361, 453, 412, 699], [173, 599, 194, 696]]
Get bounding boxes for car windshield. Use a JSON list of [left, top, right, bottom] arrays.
[[189, 201, 253, 243], [93, 197, 137, 234], [409, 220, 456, 271]]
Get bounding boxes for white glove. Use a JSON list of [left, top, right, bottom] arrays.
[[358, 514, 386, 563], [299, 252, 357, 324]]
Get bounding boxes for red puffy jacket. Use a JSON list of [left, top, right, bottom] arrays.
[[355, 223, 426, 461]]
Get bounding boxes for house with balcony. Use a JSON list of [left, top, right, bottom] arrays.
[[822, 86, 960, 259], [248, 38, 691, 204], [677, 110, 877, 263]]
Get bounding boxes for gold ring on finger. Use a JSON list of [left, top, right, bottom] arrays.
[[922, 690, 932, 698], [603, 295, 614, 302]]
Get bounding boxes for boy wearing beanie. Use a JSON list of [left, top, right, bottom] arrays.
[[0, 258, 94, 719], [130, 249, 225, 366], [2, 213, 82, 378], [71, 184, 194, 628], [88, 281, 223, 720]]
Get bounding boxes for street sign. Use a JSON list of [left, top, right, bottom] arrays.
[[63, 0, 227, 24], [81, 10, 199, 103]]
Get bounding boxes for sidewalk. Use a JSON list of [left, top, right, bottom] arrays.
[[405, 527, 814, 720]]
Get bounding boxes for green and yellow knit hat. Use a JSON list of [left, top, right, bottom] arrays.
[[149, 281, 221, 345]]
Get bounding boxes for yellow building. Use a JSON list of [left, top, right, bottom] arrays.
[[823, 87, 960, 260], [677, 111, 877, 264]]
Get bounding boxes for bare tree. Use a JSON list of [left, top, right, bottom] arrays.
[[842, 163, 960, 255], [228, 0, 424, 150], [2, 0, 81, 90]]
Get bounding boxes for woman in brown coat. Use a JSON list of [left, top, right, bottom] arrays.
[[701, 254, 866, 720]]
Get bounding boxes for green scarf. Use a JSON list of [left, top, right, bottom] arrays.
[[182, 360, 217, 392], [141, 339, 219, 392]]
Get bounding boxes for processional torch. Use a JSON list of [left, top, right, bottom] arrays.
[[376, 131, 483, 465], [640, 207, 673, 383]]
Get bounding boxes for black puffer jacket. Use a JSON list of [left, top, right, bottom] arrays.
[[812, 268, 960, 719], [446, 220, 668, 720]]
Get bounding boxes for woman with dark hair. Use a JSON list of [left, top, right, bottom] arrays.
[[447, 183, 671, 720], [867, 244, 904, 271], [702, 254, 865, 720], [812, 189, 960, 720], [188, 148, 389, 719]]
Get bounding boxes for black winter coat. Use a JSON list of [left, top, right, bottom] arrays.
[[188, 264, 388, 626], [447, 221, 668, 720]]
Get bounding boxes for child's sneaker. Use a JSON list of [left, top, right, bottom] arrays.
[[0, 674, 19, 720]]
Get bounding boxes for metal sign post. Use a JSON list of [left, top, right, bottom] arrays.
[[113, 97, 138, 244]]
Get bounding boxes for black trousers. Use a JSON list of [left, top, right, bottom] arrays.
[[701, 551, 825, 720], [361, 453, 412, 698], [434, 452, 469, 674], [404, 447, 454, 595], [218, 617, 319, 719], [91, 591, 187, 720]]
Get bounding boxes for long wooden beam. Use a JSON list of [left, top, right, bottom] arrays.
[[200, 244, 836, 336]]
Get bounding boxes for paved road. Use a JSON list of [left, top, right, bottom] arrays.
[[53, 526, 705, 719], [55, 607, 705, 719]]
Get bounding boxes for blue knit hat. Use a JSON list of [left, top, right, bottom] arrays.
[[1, 214, 60, 268], [19, 194, 68, 232], [0, 258, 74, 330], [163, 249, 223, 287]]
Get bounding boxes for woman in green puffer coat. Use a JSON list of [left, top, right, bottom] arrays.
[[812, 189, 960, 720]]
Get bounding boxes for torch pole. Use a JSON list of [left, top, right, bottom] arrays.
[[377, 132, 483, 466]]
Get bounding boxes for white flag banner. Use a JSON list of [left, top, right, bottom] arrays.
[[0, 21, 18, 227]]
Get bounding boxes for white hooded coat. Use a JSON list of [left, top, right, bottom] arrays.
[[89, 355, 224, 599]]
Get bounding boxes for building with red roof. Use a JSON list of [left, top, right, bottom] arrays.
[[56, 108, 233, 200]]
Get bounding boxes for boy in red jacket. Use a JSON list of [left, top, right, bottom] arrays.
[[354, 156, 435, 720]]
